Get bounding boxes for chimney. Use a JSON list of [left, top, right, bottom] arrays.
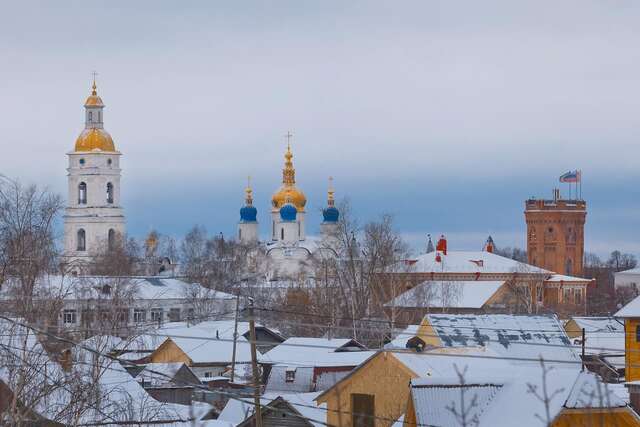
[[484, 236, 495, 253], [436, 235, 447, 255]]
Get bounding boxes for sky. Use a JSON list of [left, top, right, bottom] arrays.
[[0, 1, 639, 257]]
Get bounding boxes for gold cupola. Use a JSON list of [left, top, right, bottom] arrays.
[[271, 144, 307, 211], [74, 79, 116, 152]]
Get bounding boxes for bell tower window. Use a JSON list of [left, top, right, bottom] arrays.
[[77, 229, 86, 251], [106, 183, 114, 204], [88, 111, 93, 121], [108, 229, 116, 251], [78, 182, 87, 205], [281, 228, 284, 241]]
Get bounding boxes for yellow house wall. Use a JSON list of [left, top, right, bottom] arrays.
[[626, 319, 640, 382], [149, 339, 192, 365], [417, 318, 442, 348], [316, 352, 418, 427], [564, 319, 582, 339], [552, 408, 640, 427]]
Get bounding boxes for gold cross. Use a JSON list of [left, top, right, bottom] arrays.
[[285, 131, 293, 149]]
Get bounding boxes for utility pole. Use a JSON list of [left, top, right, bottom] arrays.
[[248, 297, 263, 427], [230, 294, 240, 383]]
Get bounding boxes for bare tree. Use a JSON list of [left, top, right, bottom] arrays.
[[446, 364, 480, 427], [527, 358, 566, 427]]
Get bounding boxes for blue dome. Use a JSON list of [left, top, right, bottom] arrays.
[[323, 206, 339, 223], [240, 205, 257, 222], [279, 203, 297, 221]]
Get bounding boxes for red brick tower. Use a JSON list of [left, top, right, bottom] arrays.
[[524, 188, 586, 276]]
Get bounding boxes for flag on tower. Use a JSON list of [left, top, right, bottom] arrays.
[[559, 170, 580, 183]]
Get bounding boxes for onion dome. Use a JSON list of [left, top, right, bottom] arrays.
[[279, 198, 298, 222], [271, 144, 307, 210], [75, 128, 115, 152], [240, 178, 258, 222], [322, 176, 339, 222]]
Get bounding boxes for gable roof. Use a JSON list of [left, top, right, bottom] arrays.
[[263, 338, 372, 367], [409, 251, 549, 275], [409, 370, 626, 427], [219, 392, 326, 427], [410, 379, 502, 427], [163, 335, 254, 364], [615, 295, 640, 317], [385, 280, 504, 309], [424, 314, 578, 364], [568, 317, 624, 333]]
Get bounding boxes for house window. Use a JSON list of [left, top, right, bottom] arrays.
[[151, 309, 163, 323], [285, 368, 296, 382], [63, 309, 77, 324], [536, 284, 544, 303], [77, 229, 86, 251], [351, 393, 374, 427], [169, 308, 181, 322], [563, 288, 572, 304], [78, 182, 87, 205], [106, 182, 114, 204], [636, 325, 640, 343], [133, 309, 146, 323], [204, 372, 213, 378], [575, 289, 582, 305]]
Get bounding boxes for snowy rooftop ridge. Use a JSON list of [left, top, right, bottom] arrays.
[[409, 250, 550, 274], [385, 280, 504, 309]]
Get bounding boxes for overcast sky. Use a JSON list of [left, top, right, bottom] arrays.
[[1, 1, 639, 257]]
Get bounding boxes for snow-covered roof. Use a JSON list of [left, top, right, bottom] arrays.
[[425, 314, 578, 364], [138, 362, 197, 387], [615, 267, 640, 276], [546, 274, 592, 283], [0, 274, 235, 302], [410, 379, 501, 426], [615, 294, 640, 317], [167, 335, 254, 364], [409, 369, 625, 427], [218, 392, 326, 427], [409, 251, 549, 275], [568, 317, 624, 333], [385, 280, 504, 309], [263, 338, 372, 367]]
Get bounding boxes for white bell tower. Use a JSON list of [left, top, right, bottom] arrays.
[[63, 79, 125, 267]]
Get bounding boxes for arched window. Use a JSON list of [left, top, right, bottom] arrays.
[[108, 229, 116, 251], [298, 221, 301, 237], [77, 229, 86, 251], [238, 229, 242, 240], [565, 258, 573, 275], [98, 111, 101, 122], [88, 111, 93, 121], [106, 183, 114, 204], [281, 228, 284, 240], [78, 182, 87, 205]]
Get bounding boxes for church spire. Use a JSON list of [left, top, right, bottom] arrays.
[[282, 135, 296, 186], [327, 176, 335, 207], [245, 176, 253, 206]]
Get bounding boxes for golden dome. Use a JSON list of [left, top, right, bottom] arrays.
[[271, 144, 306, 210], [272, 185, 307, 210], [84, 81, 104, 107], [74, 128, 116, 152]]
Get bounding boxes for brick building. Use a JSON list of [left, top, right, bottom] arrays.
[[525, 188, 586, 277]]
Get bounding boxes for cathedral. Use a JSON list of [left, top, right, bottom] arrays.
[[238, 144, 341, 277], [62, 81, 339, 276]]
